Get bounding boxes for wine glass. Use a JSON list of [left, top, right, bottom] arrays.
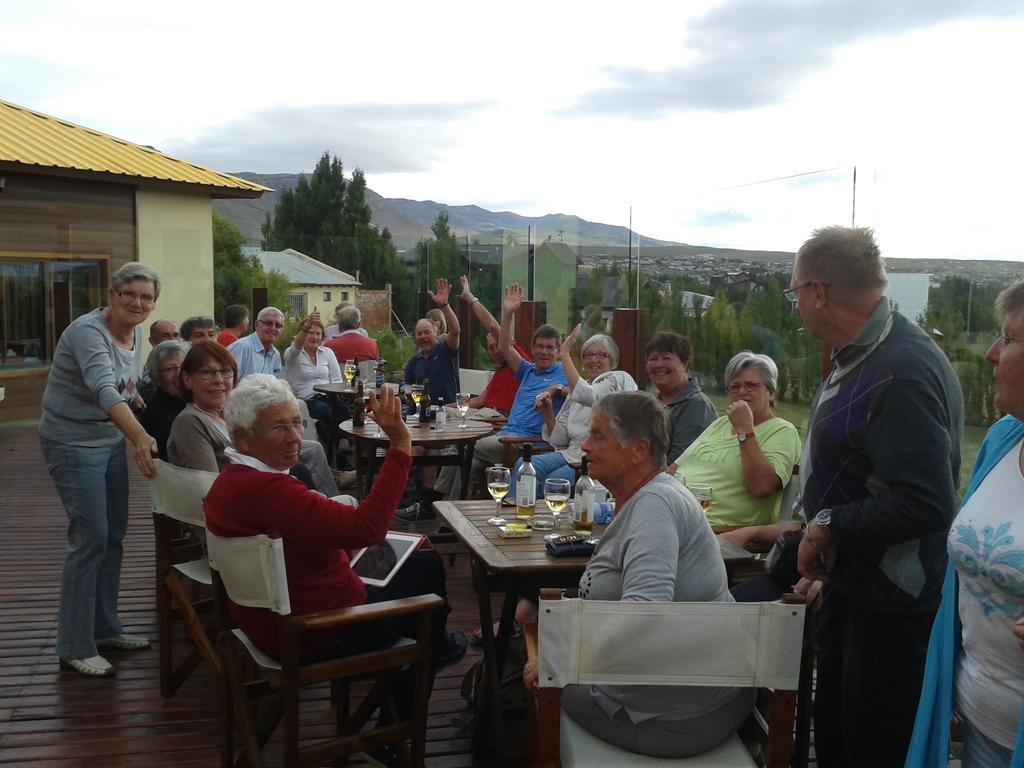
[[343, 359, 357, 385], [410, 385, 424, 421], [544, 478, 571, 532], [486, 466, 511, 526], [456, 392, 471, 428], [686, 482, 713, 512]]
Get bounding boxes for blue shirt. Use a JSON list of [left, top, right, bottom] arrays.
[[229, 334, 282, 380], [499, 360, 568, 437], [403, 335, 460, 405]]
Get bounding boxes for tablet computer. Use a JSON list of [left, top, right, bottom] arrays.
[[349, 531, 424, 587]]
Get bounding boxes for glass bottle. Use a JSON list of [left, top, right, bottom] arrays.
[[516, 443, 537, 522], [421, 379, 434, 422], [352, 380, 365, 428], [573, 456, 594, 535]]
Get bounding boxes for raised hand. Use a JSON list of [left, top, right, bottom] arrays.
[[368, 387, 410, 446], [459, 275, 474, 302], [560, 323, 582, 358], [503, 283, 524, 314], [534, 390, 553, 414], [428, 277, 451, 306]]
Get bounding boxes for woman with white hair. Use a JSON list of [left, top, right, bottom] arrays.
[[138, 339, 190, 460], [670, 351, 801, 528], [508, 324, 637, 499], [203, 375, 467, 673], [524, 391, 750, 757]]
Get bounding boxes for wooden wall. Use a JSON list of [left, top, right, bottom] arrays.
[[0, 172, 137, 421]]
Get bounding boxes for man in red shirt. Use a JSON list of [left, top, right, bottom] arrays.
[[325, 305, 379, 364], [459, 275, 528, 414], [217, 304, 249, 347]]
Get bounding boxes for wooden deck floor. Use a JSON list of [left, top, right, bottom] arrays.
[[0, 423, 484, 767]]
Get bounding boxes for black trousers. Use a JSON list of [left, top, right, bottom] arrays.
[[813, 587, 935, 768]]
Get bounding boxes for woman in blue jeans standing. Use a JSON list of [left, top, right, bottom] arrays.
[[39, 263, 161, 677]]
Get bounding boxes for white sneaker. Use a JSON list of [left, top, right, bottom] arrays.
[[96, 633, 151, 651], [61, 655, 116, 677]]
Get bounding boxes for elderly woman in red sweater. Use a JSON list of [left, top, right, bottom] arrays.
[[203, 374, 466, 669]]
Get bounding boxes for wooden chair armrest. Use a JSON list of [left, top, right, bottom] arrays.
[[498, 435, 549, 446], [289, 594, 444, 633], [523, 622, 539, 662]]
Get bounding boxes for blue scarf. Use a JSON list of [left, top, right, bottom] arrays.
[[904, 415, 1024, 767]]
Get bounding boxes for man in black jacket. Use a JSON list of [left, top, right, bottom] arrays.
[[791, 226, 963, 768]]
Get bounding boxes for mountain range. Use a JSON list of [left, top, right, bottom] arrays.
[[213, 172, 683, 251], [212, 172, 1024, 281]]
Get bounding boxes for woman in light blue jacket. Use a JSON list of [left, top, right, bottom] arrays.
[[906, 282, 1024, 768]]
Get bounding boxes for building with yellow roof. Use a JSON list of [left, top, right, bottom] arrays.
[[0, 99, 269, 421]]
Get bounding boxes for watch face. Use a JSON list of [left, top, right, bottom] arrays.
[[816, 509, 832, 526]]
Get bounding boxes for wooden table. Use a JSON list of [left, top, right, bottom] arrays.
[[312, 383, 357, 467], [340, 417, 494, 498], [435, 499, 755, 761]]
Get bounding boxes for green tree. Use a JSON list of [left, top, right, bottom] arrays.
[[212, 213, 289, 322], [416, 211, 466, 291], [262, 152, 414, 328]]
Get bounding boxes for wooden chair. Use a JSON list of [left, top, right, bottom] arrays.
[[524, 589, 810, 767], [498, 435, 553, 470], [149, 459, 221, 697], [206, 530, 443, 768]]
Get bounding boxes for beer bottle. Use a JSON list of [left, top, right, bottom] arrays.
[[352, 380, 365, 428]]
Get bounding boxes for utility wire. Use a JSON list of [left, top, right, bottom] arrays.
[[713, 166, 842, 192]]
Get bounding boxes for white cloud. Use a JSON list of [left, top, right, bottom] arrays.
[[2, 0, 1023, 260]]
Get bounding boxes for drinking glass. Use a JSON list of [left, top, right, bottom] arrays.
[[486, 466, 511, 526], [456, 392, 471, 428], [686, 482, 713, 512], [343, 359, 357, 385], [410, 385, 424, 421], [543, 478, 571, 532]]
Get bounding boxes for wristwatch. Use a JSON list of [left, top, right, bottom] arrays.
[[813, 509, 833, 542], [737, 431, 756, 443]]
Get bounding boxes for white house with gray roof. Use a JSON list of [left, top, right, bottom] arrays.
[[246, 247, 360, 319]]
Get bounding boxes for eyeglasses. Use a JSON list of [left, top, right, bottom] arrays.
[[260, 319, 284, 329], [159, 365, 182, 374], [994, 330, 1024, 347], [726, 381, 765, 394], [261, 419, 307, 437], [782, 281, 830, 302], [582, 351, 610, 360], [194, 367, 234, 381], [116, 290, 156, 307]]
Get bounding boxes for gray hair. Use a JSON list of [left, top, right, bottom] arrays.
[[257, 306, 284, 322], [724, 351, 779, 396], [592, 391, 668, 470], [795, 226, 887, 297], [146, 340, 190, 380], [224, 374, 299, 436], [582, 333, 619, 369], [995, 280, 1024, 327], [111, 262, 161, 299], [337, 305, 362, 330]]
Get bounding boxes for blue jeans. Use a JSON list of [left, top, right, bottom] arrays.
[[41, 437, 129, 660], [962, 718, 1014, 768], [508, 452, 576, 499]]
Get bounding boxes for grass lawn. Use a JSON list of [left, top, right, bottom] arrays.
[[707, 392, 988, 491]]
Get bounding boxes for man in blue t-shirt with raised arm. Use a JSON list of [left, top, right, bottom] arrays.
[[469, 282, 569, 485]]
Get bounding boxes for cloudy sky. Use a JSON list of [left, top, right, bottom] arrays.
[[3, 0, 1023, 260]]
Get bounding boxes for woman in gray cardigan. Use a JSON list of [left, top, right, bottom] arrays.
[[39, 263, 161, 677], [525, 391, 752, 758]]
